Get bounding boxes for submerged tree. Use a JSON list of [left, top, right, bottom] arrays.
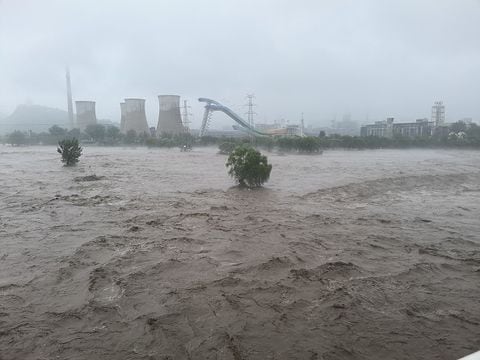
[[57, 138, 82, 166], [226, 146, 272, 188]]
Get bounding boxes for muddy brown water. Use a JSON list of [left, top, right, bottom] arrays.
[[0, 146, 479, 359]]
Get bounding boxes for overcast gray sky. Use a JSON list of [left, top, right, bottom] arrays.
[[1, 0, 479, 128]]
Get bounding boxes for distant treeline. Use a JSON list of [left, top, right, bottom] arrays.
[[217, 121, 480, 153], [2, 125, 124, 146], [2, 121, 479, 151]]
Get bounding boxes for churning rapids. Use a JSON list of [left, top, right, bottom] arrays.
[[0, 146, 479, 360]]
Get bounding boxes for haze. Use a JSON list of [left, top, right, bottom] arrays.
[[1, 0, 480, 128]]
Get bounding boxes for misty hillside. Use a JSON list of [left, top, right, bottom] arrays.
[[0, 104, 69, 134]]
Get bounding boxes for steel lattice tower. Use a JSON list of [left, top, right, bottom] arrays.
[[181, 100, 192, 133], [431, 101, 445, 126], [245, 94, 257, 128]]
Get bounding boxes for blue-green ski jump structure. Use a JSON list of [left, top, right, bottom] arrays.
[[198, 98, 270, 137]]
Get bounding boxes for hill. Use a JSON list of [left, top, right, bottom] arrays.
[[0, 104, 69, 134]]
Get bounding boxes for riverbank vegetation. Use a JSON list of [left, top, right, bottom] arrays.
[[2, 121, 479, 151]]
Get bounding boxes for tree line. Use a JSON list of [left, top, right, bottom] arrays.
[[2, 121, 479, 150]]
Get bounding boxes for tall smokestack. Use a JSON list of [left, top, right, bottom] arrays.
[[156, 95, 184, 136], [123, 98, 149, 135], [120, 102, 126, 133], [75, 101, 97, 130], [65, 67, 74, 129]]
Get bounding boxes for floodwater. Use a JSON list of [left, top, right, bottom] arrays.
[[0, 146, 479, 360]]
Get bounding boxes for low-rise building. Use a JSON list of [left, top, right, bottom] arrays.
[[393, 119, 432, 137], [360, 118, 394, 138], [361, 118, 433, 138]]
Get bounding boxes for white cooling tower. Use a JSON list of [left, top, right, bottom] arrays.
[[75, 101, 97, 130], [123, 98, 149, 135], [156, 95, 184, 136]]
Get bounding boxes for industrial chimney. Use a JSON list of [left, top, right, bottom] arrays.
[[65, 67, 74, 129], [156, 95, 184, 136], [75, 101, 97, 130], [119, 102, 126, 133], [123, 98, 149, 135]]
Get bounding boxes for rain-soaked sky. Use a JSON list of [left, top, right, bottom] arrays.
[[1, 0, 480, 128]]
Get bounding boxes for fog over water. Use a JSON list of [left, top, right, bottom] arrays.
[[1, 147, 479, 359], [1, 0, 480, 126]]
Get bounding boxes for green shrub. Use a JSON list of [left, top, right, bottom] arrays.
[[226, 146, 272, 188], [57, 138, 82, 166]]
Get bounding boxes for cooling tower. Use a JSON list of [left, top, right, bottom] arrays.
[[119, 102, 126, 133], [75, 101, 97, 130], [123, 98, 149, 135], [156, 95, 184, 136]]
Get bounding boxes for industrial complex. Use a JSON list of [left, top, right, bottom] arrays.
[[360, 101, 450, 138], [62, 68, 308, 137], [62, 69, 475, 140]]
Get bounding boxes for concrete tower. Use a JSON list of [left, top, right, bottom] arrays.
[[156, 95, 184, 136], [123, 98, 149, 135], [65, 67, 74, 129], [75, 101, 97, 130], [431, 101, 445, 126], [119, 102, 126, 133]]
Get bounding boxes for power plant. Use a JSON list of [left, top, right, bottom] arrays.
[[75, 101, 97, 130], [156, 95, 184, 136], [123, 98, 149, 134]]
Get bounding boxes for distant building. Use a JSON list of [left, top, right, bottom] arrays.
[[431, 101, 445, 126], [393, 119, 432, 137], [360, 117, 394, 138], [207, 128, 246, 138], [254, 124, 302, 136], [252, 122, 303, 136], [329, 115, 360, 136], [254, 123, 281, 132], [361, 118, 432, 138], [459, 117, 473, 124]]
